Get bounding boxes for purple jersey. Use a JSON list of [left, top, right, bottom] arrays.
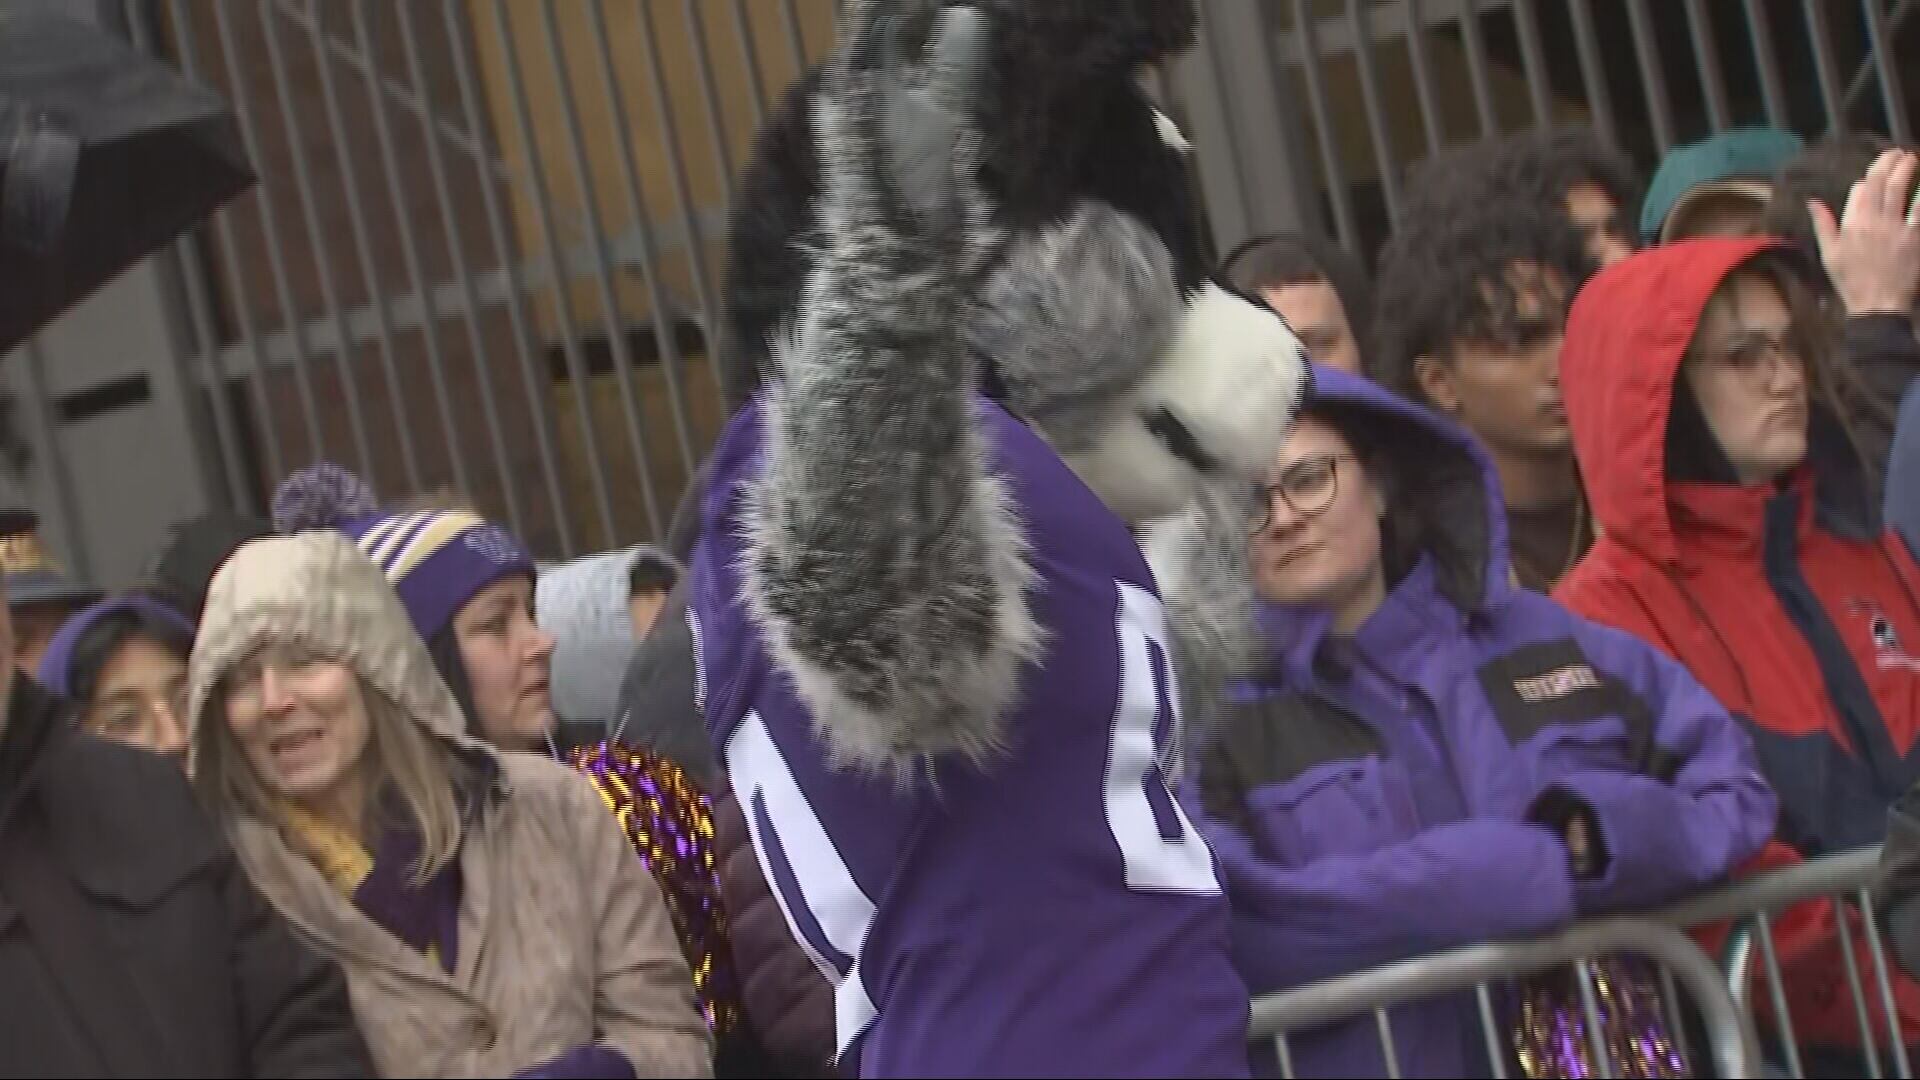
[[688, 397, 1250, 1077]]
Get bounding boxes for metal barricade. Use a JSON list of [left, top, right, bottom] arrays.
[[1660, 846, 1911, 1079], [1246, 848, 1915, 1079], [1247, 917, 1759, 1079]]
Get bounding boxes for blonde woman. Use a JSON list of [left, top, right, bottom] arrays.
[[187, 531, 711, 1078]]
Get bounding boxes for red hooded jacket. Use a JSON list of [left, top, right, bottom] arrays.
[[1556, 236, 1920, 1049]]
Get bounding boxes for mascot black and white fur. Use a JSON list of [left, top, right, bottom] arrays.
[[687, 1, 1308, 1074]]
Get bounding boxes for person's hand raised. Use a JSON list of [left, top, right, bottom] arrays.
[[1809, 148, 1920, 316]]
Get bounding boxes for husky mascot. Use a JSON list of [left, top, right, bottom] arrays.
[[686, 1, 1310, 1073]]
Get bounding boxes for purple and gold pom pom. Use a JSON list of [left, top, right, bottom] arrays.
[[566, 741, 742, 1038]]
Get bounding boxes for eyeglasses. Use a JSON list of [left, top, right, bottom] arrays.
[[1696, 329, 1804, 382], [87, 684, 190, 740], [1250, 452, 1355, 535]]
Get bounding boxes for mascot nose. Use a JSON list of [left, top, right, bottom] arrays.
[[1143, 406, 1220, 474]]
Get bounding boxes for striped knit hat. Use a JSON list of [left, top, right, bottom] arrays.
[[271, 464, 535, 642]]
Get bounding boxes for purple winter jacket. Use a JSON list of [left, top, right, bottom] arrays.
[[1184, 366, 1777, 1077]]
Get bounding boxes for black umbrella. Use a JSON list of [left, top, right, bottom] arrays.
[[0, 6, 255, 352]]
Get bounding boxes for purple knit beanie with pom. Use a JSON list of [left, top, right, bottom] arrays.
[[269, 464, 534, 641]]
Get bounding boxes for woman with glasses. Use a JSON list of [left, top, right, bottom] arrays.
[[1557, 237, 1920, 1057], [37, 594, 194, 762], [1152, 363, 1772, 1077]]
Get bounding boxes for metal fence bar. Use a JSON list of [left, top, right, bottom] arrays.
[[255, 3, 382, 482], [1343, 0, 1401, 218], [1682, 0, 1732, 132], [164, 0, 294, 490], [681, 0, 738, 207], [584, 0, 699, 482], [1741, 0, 1790, 128], [1753, 911, 1806, 1078], [727, 0, 769, 129], [1843, 0, 1919, 124], [263, 0, 492, 174], [532, 2, 668, 538], [776, 0, 807, 74], [1834, 899, 1886, 1077], [1455, 0, 1499, 139], [386, 2, 546, 551], [1565, 0, 1617, 146], [633, 0, 730, 407], [1661, 847, 1882, 925], [1400, 0, 1445, 155], [122, 3, 257, 514], [1623, 0, 1676, 156], [349, 1, 516, 535], [1249, 918, 1758, 1077], [1863, 0, 1914, 145], [1573, 959, 1617, 1080], [1657, 964, 1694, 1070], [436, 0, 576, 555], [1509, 0, 1555, 130], [1860, 888, 1914, 1079], [1801, 0, 1847, 134], [1289, 0, 1359, 246], [299, 0, 429, 499], [478, 0, 620, 549], [1475, 982, 1507, 1079], [1373, 1007, 1401, 1080], [207, 0, 330, 469]]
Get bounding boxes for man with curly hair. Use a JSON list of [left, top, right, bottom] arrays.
[[1494, 128, 1644, 269], [1372, 141, 1595, 592]]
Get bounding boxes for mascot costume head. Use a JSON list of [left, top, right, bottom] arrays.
[[716, 0, 1310, 771]]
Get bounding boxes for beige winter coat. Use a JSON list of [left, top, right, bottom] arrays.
[[187, 532, 712, 1078]]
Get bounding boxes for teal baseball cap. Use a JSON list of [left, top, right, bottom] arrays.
[[1640, 127, 1804, 244]]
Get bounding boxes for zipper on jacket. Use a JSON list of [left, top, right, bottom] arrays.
[[1763, 490, 1908, 798]]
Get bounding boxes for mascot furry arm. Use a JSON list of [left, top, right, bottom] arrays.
[[742, 2, 1039, 771]]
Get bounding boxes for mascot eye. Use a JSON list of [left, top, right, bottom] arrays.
[[1142, 407, 1218, 474]]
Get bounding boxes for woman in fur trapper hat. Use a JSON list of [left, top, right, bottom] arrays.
[[690, 1, 1311, 1074]]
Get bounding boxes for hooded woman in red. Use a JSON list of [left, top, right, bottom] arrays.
[[1557, 235, 1920, 1054]]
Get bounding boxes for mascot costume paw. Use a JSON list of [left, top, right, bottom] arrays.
[[688, 1, 1309, 1074]]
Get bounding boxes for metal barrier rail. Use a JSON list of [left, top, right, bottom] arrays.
[[1247, 848, 1910, 1079], [1248, 917, 1759, 1079], [1658, 846, 1911, 1080], [1659, 847, 1884, 928]]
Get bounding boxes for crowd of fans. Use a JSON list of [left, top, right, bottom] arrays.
[[11, 30, 1920, 1071]]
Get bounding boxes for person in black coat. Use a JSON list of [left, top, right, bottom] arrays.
[[0, 503, 372, 1079]]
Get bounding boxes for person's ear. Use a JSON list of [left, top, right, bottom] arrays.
[[1413, 353, 1459, 413]]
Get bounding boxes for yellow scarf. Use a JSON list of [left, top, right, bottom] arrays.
[[278, 801, 446, 968], [279, 801, 373, 896]]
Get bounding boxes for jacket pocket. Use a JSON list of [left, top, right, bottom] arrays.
[[1253, 756, 1418, 863]]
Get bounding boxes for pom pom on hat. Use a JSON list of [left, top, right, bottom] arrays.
[[269, 462, 537, 642], [272, 462, 379, 534]]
